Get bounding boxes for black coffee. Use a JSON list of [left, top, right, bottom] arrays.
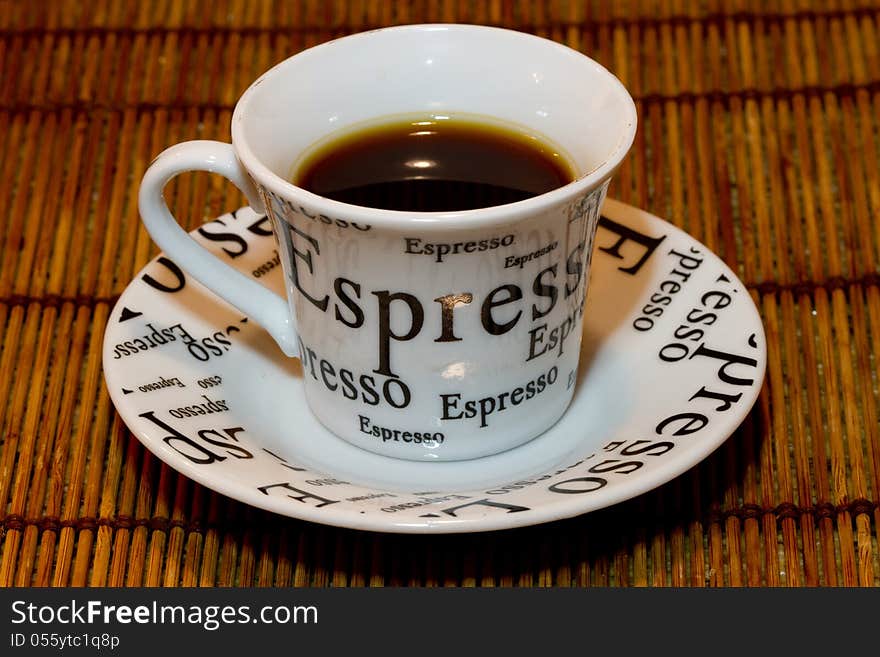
[[292, 116, 575, 212]]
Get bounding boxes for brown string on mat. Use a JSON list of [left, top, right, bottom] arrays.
[[0, 0, 878, 588]]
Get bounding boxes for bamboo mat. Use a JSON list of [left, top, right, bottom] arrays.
[[0, 0, 878, 587]]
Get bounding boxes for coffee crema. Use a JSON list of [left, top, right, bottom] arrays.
[[291, 115, 576, 212]]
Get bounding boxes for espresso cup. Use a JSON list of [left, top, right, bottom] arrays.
[[138, 24, 636, 461]]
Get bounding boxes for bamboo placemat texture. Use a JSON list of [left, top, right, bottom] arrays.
[[0, 0, 878, 588]]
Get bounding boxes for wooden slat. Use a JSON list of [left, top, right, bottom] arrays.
[[0, 0, 877, 588]]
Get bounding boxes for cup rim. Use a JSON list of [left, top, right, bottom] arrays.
[[231, 23, 637, 230]]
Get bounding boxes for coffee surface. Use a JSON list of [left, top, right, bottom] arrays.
[[292, 116, 575, 212]]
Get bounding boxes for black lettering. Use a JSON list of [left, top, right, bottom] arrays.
[[360, 374, 380, 405], [320, 359, 338, 391], [548, 477, 607, 493], [565, 242, 585, 297], [262, 447, 307, 472], [299, 348, 316, 380], [659, 342, 690, 362], [201, 337, 223, 357], [686, 309, 717, 325], [481, 284, 523, 335], [689, 343, 758, 386], [146, 323, 167, 345], [669, 268, 692, 283], [620, 440, 674, 456], [334, 278, 364, 328], [510, 387, 524, 405], [197, 428, 254, 459], [597, 216, 666, 275], [339, 369, 358, 400], [138, 411, 222, 464], [201, 395, 223, 412], [669, 248, 703, 270], [141, 256, 186, 293], [526, 323, 549, 361], [701, 290, 732, 310], [288, 225, 330, 311], [441, 394, 464, 420], [246, 214, 274, 236], [688, 386, 743, 412], [531, 265, 558, 319], [257, 482, 338, 507], [434, 293, 473, 342], [372, 291, 424, 377], [383, 378, 411, 409], [673, 325, 704, 341], [197, 220, 248, 257], [588, 459, 643, 475], [656, 412, 709, 436], [437, 498, 529, 517]]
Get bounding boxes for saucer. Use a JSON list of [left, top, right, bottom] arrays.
[[103, 200, 766, 533]]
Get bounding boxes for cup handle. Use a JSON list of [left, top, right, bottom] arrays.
[[138, 140, 299, 357]]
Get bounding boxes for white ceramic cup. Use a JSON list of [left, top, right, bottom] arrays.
[[138, 24, 636, 461]]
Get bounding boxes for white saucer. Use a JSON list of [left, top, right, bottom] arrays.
[[103, 199, 766, 533]]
